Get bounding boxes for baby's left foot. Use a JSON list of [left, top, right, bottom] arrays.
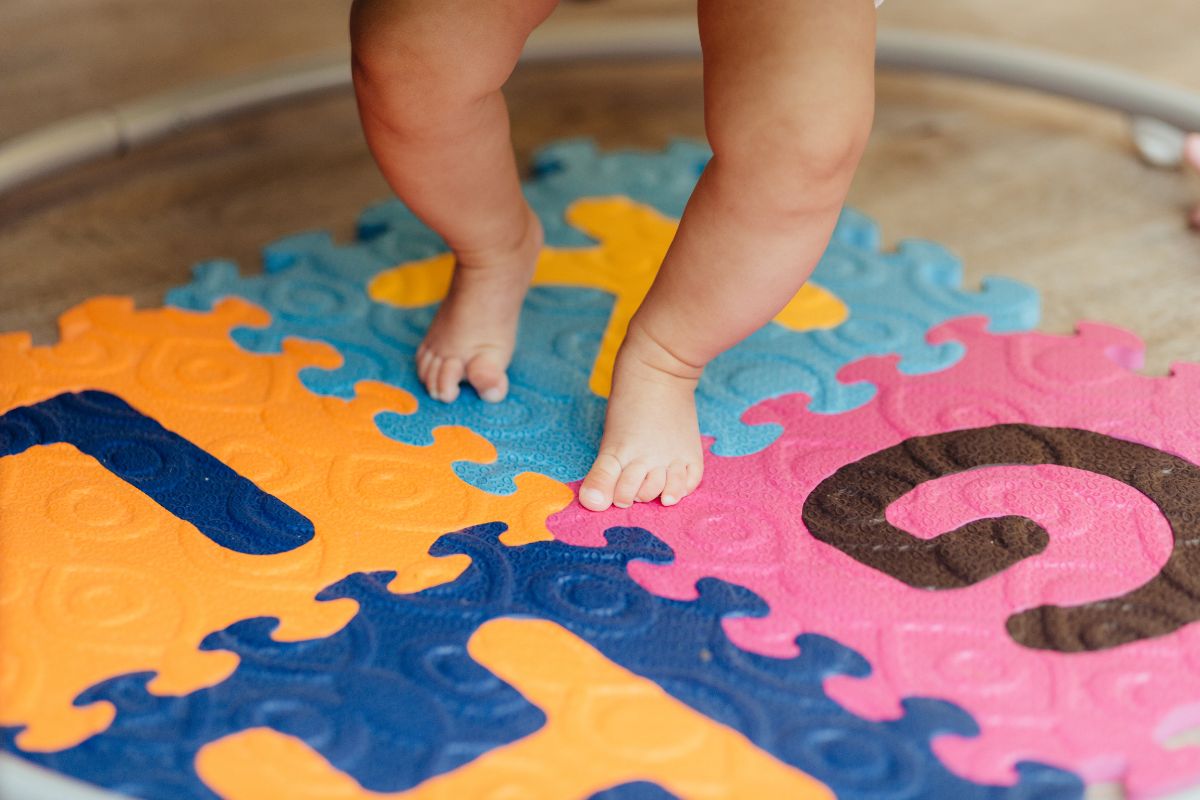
[[579, 327, 705, 511]]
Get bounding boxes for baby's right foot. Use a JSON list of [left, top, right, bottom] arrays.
[[416, 206, 542, 403], [578, 324, 706, 512]]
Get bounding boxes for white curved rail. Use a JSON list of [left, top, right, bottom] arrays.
[[4, 17, 1200, 800], [2, 23, 1199, 195]]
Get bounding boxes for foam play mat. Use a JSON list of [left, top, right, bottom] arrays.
[[3, 140, 1200, 800]]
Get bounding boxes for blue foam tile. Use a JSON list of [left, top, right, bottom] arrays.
[[7, 525, 1083, 800], [168, 140, 1039, 486]]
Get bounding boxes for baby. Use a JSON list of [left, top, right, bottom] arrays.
[[350, 0, 874, 511]]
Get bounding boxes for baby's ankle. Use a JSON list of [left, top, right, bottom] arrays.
[[616, 321, 706, 386], [451, 204, 543, 276]]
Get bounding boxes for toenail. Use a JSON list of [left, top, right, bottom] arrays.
[[481, 387, 504, 403], [614, 501, 631, 509], [580, 488, 606, 507], [662, 495, 677, 506]]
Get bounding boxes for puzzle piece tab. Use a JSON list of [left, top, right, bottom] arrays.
[[550, 317, 1200, 798]]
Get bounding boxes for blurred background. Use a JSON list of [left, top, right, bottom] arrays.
[[1, 0, 1198, 372]]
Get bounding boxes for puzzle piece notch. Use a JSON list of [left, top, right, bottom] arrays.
[[550, 315, 1200, 797], [15, 524, 1083, 799], [175, 197, 854, 491]]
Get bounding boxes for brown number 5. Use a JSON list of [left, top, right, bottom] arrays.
[[802, 424, 1200, 652]]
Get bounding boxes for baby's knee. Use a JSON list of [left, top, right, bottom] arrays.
[[350, 0, 551, 126], [707, 108, 872, 218]]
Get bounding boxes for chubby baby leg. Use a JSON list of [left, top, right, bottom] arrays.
[[351, 0, 558, 403], [578, 0, 878, 511]]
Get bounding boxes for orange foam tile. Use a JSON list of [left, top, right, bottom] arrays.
[[197, 617, 833, 800], [0, 297, 572, 751]]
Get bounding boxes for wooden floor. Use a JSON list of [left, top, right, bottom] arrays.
[[2, 0, 1199, 380], [3, 7, 1200, 799]]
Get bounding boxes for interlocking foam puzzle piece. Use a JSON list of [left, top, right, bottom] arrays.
[[194, 619, 833, 800], [171, 163, 1038, 480], [0, 297, 570, 751], [360, 144, 1040, 458], [21, 523, 1081, 799], [0, 391, 314, 555], [368, 197, 847, 397], [171, 259, 613, 495], [549, 316, 1200, 798], [4, 588, 546, 797], [168, 198, 844, 493]]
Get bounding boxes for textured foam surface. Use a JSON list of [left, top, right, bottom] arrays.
[[550, 316, 1200, 798], [4, 140, 1194, 800], [368, 197, 849, 397], [194, 618, 831, 799], [8, 524, 1080, 799], [0, 298, 569, 752], [0, 391, 314, 555], [168, 142, 1039, 489]]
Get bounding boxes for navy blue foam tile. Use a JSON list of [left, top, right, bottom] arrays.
[[7, 525, 1085, 800], [0, 390, 312, 555], [2, 592, 544, 795]]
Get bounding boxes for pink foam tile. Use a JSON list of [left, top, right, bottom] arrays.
[[548, 316, 1200, 798]]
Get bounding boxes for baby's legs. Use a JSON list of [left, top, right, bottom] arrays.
[[350, 0, 558, 402], [578, 0, 877, 511]]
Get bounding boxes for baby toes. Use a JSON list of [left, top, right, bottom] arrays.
[[662, 461, 692, 507], [612, 462, 649, 509], [417, 346, 434, 384], [636, 467, 667, 503], [579, 453, 623, 512], [435, 358, 465, 403], [421, 354, 442, 400], [466, 353, 509, 403]]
